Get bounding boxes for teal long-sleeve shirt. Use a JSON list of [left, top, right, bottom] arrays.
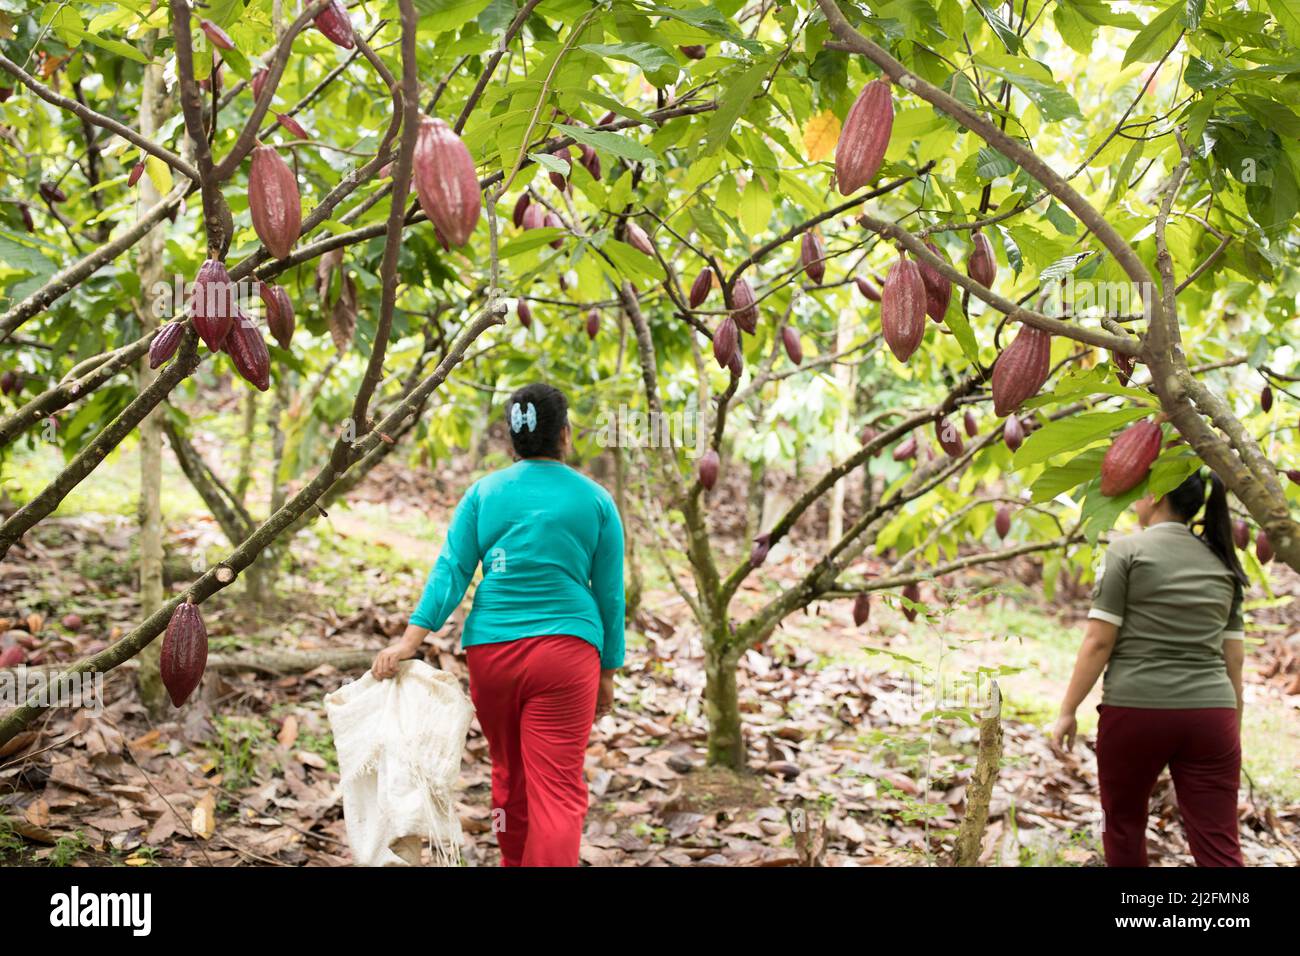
[[410, 459, 626, 669]]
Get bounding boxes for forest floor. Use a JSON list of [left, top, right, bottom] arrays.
[[2, 437, 1298, 867]]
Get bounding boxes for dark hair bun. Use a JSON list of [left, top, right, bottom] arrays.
[[507, 383, 568, 459]]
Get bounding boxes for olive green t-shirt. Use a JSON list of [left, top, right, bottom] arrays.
[[1089, 521, 1244, 709]]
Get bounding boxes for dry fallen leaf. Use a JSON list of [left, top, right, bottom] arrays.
[[192, 791, 216, 840]]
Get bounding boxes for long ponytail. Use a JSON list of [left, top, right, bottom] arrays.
[[1167, 469, 1248, 586]]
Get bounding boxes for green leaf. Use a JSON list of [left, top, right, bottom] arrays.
[[556, 124, 658, 165], [579, 42, 679, 75], [1266, 0, 1300, 38], [975, 147, 1017, 181], [1012, 407, 1153, 469], [975, 60, 1084, 122], [497, 229, 565, 259], [1122, 2, 1184, 69], [702, 55, 774, 155]]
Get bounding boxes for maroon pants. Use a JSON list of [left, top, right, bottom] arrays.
[[466, 634, 599, 867], [1096, 705, 1242, 867]]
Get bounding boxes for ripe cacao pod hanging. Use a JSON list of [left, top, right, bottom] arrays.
[[935, 417, 963, 457], [259, 281, 294, 349], [782, 326, 803, 365], [750, 533, 772, 569], [855, 276, 881, 302], [1287, 469, 1300, 486], [249, 145, 301, 260], [852, 592, 870, 627], [893, 435, 917, 461], [521, 202, 546, 231], [199, 18, 235, 51], [275, 112, 309, 139], [517, 299, 533, 328], [732, 278, 758, 334], [681, 45, 707, 59], [991, 324, 1051, 416], [963, 409, 978, 438], [699, 449, 720, 490], [859, 426, 881, 457], [579, 144, 602, 181], [689, 269, 713, 308], [127, 161, 145, 187], [314, 0, 356, 49], [251, 68, 269, 102], [918, 240, 952, 322], [1100, 420, 1162, 496], [189, 258, 236, 351], [1232, 519, 1250, 551], [624, 221, 655, 257], [149, 321, 186, 369], [901, 582, 921, 623], [1, 370, 22, 395], [1003, 413, 1025, 452], [968, 230, 997, 287], [801, 231, 826, 285], [1256, 529, 1273, 564], [512, 191, 531, 228], [19, 202, 34, 232], [413, 117, 481, 247], [713, 316, 739, 369], [880, 255, 926, 362], [585, 309, 600, 340], [835, 79, 893, 195], [727, 348, 743, 378], [39, 181, 67, 204], [1261, 385, 1273, 413], [224, 313, 271, 391], [160, 599, 208, 707], [995, 505, 1012, 540]]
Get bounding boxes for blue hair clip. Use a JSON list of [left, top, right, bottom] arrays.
[[510, 402, 537, 433]]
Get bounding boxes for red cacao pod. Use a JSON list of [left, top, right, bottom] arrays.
[[699, 449, 720, 490], [852, 592, 870, 627], [199, 18, 235, 51], [732, 278, 758, 334], [251, 68, 268, 102], [224, 313, 271, 391], [0, 646, 24, 667], [545, 212, 565, 248], [579, 144, 602, 181], [880, 255, 926, 362], [585, 309, 600, 340], [689, 269, 713, 308], [521, 202, 546, 231], [127, 161, 145, 187], [1232, 519, 1250, 550], [893, 435, 917, 461], [935, 416, 963, 457], [512, 192, 531, 228], [1100, 420, 1161, 496], [713, 316, 739, 369], [801, 231, 826, 285], [918, 241, 951, 322], [782, 326, 803, 365], [835, 79, 893, 195], [149, 321, 186, 369], [259, 281, 295, 350], [314, 0, 356, 49], [995, 505, 1012, 540], [855, 276, 881, 302], [249, 145, 301, 260], [1261, 386, 1273, 413], [1003, 413, 1025, 452], [62, 613, 82, 631], [517, 300, 533, 328], [750, 533, 771, 569], [276, 112, 309, 139], [1287, 469, 1300, 486], [189, 258, 236, 351], [0, 370, 19, 395], [160, 599, 208, 707], [681, 45, 707, 59], [901, 582, 921, 622], [413, 117, 481, 247], [968, 230, 997, 287], [624, 221, 655, 257], [1256, 529, 1273, 564], [963, 409, 978, 438], [859, 426, 881, 457], [39, 181, 67, 204], [727, 348, 743, 378], [0, 86, 11, 103], [991, 324, 1051, 416], [19, 202, 34, 232]]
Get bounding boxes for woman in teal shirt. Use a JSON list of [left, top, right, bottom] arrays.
[[373, 383, 625, 866]]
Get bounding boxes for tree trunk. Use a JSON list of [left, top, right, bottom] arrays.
[[704, 637, 743, 769], [134, 49, 167, 717]]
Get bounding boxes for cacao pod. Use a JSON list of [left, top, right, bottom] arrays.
[[62, 613, 82, 631], [852, 592, 870, 627], [149, 321, 186, 369], [699, 449, 720, 490], [0, 86, 11, 103], [713, 316, 739, 369], [1256, 529, 1273, 565], [160, 599, 208, 707], [935, 416, 963, 457], [413, 117, 481, 247], [199, 18, 235, 51], [1114, 351, 1135, 386], [251, 68, 268, 102], [801, 231, 826, 285], [681, 45, 707, 60], [1287, 469, 1300, 486], [585, 309, 600, 340], [855, 276, 881, 302], [880, 255, 926, 362], [995, 505, 1012, 540], [625, 221, 655, 257], [276, 112, 309, 139], [918, 240, 951, 322], [521, 202, 546, 231], [596, 110, 617, 126], [732, 278, 758, 334], [127, 161, 145, 188], [1232, 519, 1250, 550], [991, 324, 1051, 416], [314, 0, 356, 49], [579, 144, 602, 181], [893, 435, 917, 461], [859, 426, 881, 457], [835, 79, 893, 195], [224, 312, 271, 391], [545, 212, 565, 248], [517, 299, 533, 328], [1261, 386, 1273, 413], [782, 326, 803, 365], [689, 269, 713, 308], [259, 282, 295, 350], [0, 370, 19, 395], [727, 348, 743, 378], [249, 145, 301, 260], [189, 258, 236, 351], [963, 409, 978, 438], [39, 181, 67, 204], [750, 533, 771, 569], [512, 191, 531, 228], [1003, 413, 1025, 452], [901, 582, 921, 623], [1099, 420, 1161, 497], [0, 646, 24, 668], [19, 202, 34, 232], [968, 230, 997, 287]]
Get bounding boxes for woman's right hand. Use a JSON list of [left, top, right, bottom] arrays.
[[372, 642, 417, 680], [1051, 711, 1078, 753]]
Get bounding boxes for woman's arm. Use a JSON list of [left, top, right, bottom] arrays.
[[590, 498, 626, 671], [373, 623, 430, 679], [1052, 618, 1119, 751], [1223, 638, 1245, 726]]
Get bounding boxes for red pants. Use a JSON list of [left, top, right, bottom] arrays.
[[466, 634, 599, 867], [1096, 705, 1242, 867]]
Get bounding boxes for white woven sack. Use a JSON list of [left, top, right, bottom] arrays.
[[324, 659, 474, 866]]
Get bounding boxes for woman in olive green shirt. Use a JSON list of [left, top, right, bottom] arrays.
[[1053, 470, 1247, 867]]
